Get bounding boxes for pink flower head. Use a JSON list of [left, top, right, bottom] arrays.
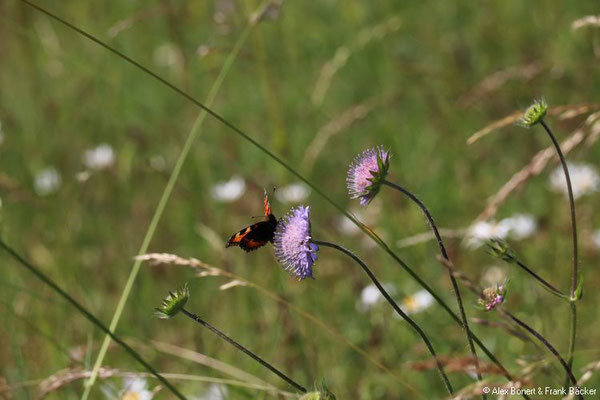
[[274, 206, 319, 280], [478, 283, 507, 312], [347, 146, 390, 206]]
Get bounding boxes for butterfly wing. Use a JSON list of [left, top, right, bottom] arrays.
[[226, 220, 276, 252]]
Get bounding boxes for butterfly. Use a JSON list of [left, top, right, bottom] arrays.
[[225, 191, 278, 252]]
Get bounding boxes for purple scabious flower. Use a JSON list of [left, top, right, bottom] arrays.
[[347, 146, 390, 206], [478, 283, 507, 311], [274, 206, 319, 280]]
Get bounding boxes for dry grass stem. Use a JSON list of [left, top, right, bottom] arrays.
[[311, 16, 401, 106], [459, 62, 545, 107], [572, 15, 600, 31], [302, 93, 396, 171]]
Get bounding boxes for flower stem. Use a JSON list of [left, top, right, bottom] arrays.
[[180, 309, 307, 393], [506, 311, 582, 399], [513, 259, 566, 298], [0, 239, 187, 400], [381, 179, 484, 393], [539, 120, 578, 295], [539, 119, 578, 384], [314, 239, 454, 395]]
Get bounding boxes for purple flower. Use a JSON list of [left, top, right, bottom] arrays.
[[478, 283, 507, 312], [347, 146, 390, 206], [274, 206, 319, 280]]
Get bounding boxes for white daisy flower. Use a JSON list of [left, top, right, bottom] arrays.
[[480, 265, 507, 287], [400, 290, 434, 315], [357, 283, 396, 312], [34, 167, 61, 196], [120, 377, 153, 400], [549, 163, 599, 199], [149, 155, 166, 171], [199, 383, 228, 400], [83, 143, 115, 170], [211, 175, 246, 203], [498, 213, 537, 240], [465, 220, 510, 249], [336, 212, 363, 236], [275, 183, 310, 204]]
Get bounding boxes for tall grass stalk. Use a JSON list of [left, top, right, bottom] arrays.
[[21, 1, 524, 394], [79, 18, 254, 400], [0, 239, 187, 400]]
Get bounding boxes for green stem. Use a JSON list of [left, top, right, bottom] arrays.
[[0, 239, 186, 400], [180, 309, 307, 393], [18, 3, 525, 394], [513, 259, 566, 298], [314, 240, 454, 395], [507, 312, 581, 399], [381, 179, 484, 397], [539, 119, 578, 384], [80, 19, 253, 400]]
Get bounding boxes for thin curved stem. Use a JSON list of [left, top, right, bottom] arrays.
[[514, 259, 565, 297], [314, 239, 454, 395], [507, 312, 582, 399], [381, 179, 484, 395], [539, 120, 578, 295], [180, 309, 306, 393], [0, 239, 187, 400], [539, 119, 578, 384], [18, 2, 524, 392]]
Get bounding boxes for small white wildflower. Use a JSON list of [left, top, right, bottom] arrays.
[[357, 283, 396, 312], [34, 167, 61, 196], [275, 183, 310, 204], [465, 220, 510, 249], [197, 45, 211, 57], [120, 377, 153, 400], [83, 143, 115, 170], [199, 383, 228, 400], [480, 265, 507, 287], [549, 163, 599, 199], [211, 175, 246, 202], [153, 43, 181, 67], [149, 155, 166, 171], [498, 213, 537, 240], [76, 170, 91, 183], [592, 229, 600, 249], [337, 214, 362, 236], [400, 290, 434, 315]]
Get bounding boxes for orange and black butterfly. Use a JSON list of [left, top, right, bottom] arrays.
[[225, 191, 278, 252]]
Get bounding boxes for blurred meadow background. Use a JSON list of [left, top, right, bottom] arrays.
[[1, 0, 600, 398]]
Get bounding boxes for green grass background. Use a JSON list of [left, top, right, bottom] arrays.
[[1, 0, 600, 398]]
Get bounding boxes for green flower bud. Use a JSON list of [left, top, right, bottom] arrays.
[[486, 238, 517, 263], [155, 283, 189, 319], [518, 98, 548, 127]]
